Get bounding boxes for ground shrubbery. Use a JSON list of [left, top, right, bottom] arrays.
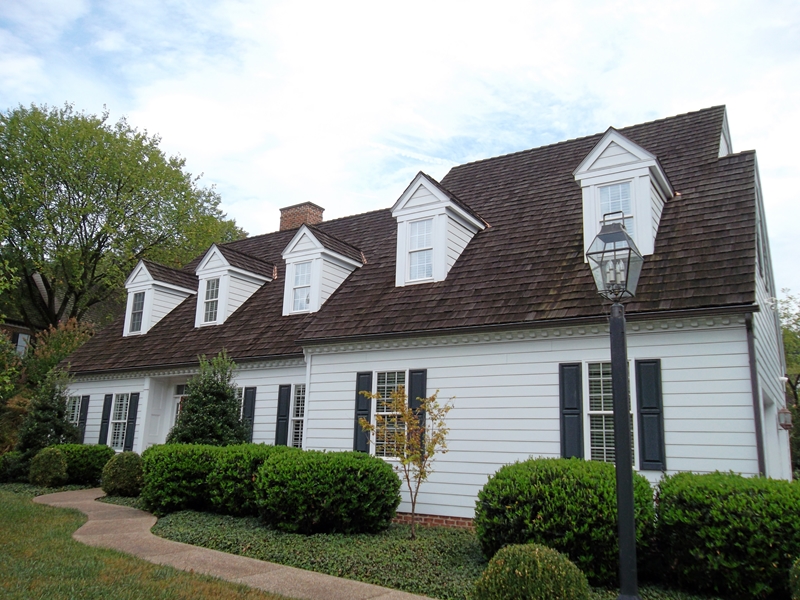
[[472, 543, 590, 600], [207, 443, 298, 517], [656, 471, 800, 599], [59, 443, 115, 485], [140, 444, 219, 515], [0, 450, 27, 483], [474, 457, 655, 587], [102, 451, 143, 497], [254, 450, 401, 534], [28, 446, 68, 487]]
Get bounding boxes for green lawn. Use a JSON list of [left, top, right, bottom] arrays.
[[0, 486, 289, 600]]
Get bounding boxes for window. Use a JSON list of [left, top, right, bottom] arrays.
[[291, 384, 306, 448], [587, 362, 634, 464], [110, 393, 130, 450], [235, 386, 243, 413], [292, 262, 311, 312], [374, 371, 405, 458], [599, 182, 634, 235], [67, 396, 82, 426], [204, 278, 220, 322], [130, 292, 145, 332], [174, 384, 187, 422], [408, 219, 433, 281]]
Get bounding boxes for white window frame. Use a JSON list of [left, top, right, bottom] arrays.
[[598, 181, 634, 236], [129, 291, 145, 333], [204, 278, 220, 323], [290, 384, 306, 449], [291, 261, 312, 313], [173, 384, 187, 425], [584, 361, 638, 469], [370, 370, 407, 459], [110, 393, 130, 451], [408, 218, 434, 282], [66, 395, 82, 427]]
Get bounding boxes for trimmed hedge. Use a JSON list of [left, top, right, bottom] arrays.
[[207, 444, 298, 516], [254, 450, 401, 534], [655, 471, 800, 599], [102, 451, 144, 497], [474, 457, 655, 586], [791, 557, 800, 600], [58, 444, 115, 485], [29, 446, 68, 487], [473, 543, 590, 600], [140, 444, 218, 515]]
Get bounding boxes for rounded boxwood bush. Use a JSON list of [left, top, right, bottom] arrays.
[[474, 457, 655, 586], [140, 444, 220, 515], [59, 443, 115, 485], [791, 557, 800, 600], [473, 543, 590, 600], [207, 443, 298, 516], [656, 471, 800, 599], [102, 451, 144, 497], [29, 446, 68, 487], [254, 450, 401, 534]]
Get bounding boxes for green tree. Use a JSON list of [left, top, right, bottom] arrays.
[[23, 318, 94, 387], [166, 351, 248, 446], [15, 368, 80, 465], [779, 291, 800, 472], [0, 103, 246, 330]]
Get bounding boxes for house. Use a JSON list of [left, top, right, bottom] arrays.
[[63, 106, 790, 524]]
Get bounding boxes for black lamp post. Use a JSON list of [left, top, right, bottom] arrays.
[[586, 212, 644, 600]]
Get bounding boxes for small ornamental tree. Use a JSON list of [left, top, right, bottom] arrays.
[[23, 318, 94, 387], [166, 351, 248, 446], [359, 387, 452, 539]]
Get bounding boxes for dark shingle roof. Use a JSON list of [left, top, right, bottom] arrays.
[[65, 106, 757, 374], [142, 260, 197, 291], [215, 245, 275, 279], [303, 225, 364, 264]]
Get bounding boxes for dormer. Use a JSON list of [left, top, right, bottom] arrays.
[[573, 129, 673, 258], [281, 225, 363, 315], [123, 260, 197, 336], [194, 244, 274, 327], [391, 172, 486, 287]]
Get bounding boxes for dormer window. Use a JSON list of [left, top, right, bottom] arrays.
[[204, 278, 220, 323], [408, 219, 433, 281], [292, 262, 312, 312], [599, 182, 634, 235], [130, 292, 145, 333]]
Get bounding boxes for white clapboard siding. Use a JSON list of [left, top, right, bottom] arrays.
[[651, 185, 664, 240], [589, 142, 638, 170], [446, 218, 474, 272], [66, 377, 146, 450], [320, 261, 352, 305], [227, 274, 263, 314], [404, 184, 437, 209], [292, 232, 317, 253], [150, 288, 189, 326]]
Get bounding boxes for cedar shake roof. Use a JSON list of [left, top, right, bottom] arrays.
[[141, 260, 197, 291], [65, 106, 758, 374], [303, 224, 364, 264], [215, 245, 275, 279]]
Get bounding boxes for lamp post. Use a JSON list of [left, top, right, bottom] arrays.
[[586, 212, 643, 600]]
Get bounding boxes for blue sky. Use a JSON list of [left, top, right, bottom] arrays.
[[2, 0, 799, 295]]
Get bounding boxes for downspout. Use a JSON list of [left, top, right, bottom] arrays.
[[745, 313, 766, 476]]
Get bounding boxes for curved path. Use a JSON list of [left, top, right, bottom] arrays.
[[35, 488, 430, 600]]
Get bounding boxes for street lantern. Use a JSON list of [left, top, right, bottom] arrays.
[[586, 212, 644, 302], [587, 211, 642, 600]]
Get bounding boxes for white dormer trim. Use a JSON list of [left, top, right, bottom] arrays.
[[391, 173, 485, 287], [281, 225, 363, 316], [574, 129, 673, 258], [123, 261, 196, 336], [194, 245, 271, 327], [719, 109, 733, 157]]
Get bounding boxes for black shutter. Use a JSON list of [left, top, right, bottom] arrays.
[[636, 360, 666, 471], [275, 385, 291, 446], [559, 363, 584, 458], [123, 393, 139, 452], [98, 394, 113, 445], [408, 369, 427, 427], [77, 395, 90, 443], [242, 387, 257, 443], [353, 372, 372, 452]]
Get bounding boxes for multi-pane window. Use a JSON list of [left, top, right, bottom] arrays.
[[204, 278, 220, 322], [110, 393, 130, 450], [291, 384, 306, 448], [292, 262, 312, 312], [130, 292, 145, 332], [588, 362, 634, 464], [599, 182, 634, 234], [375, 371, 405, 458], [66, 396, 82, 426], [174, 384, 187, 422], [408, 219, 433, 280], [235, 386, 243, 413]]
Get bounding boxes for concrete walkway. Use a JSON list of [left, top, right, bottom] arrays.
[[34, 489, 430, 600]]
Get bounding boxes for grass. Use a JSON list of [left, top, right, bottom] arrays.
[[0, 485, 289, 600]]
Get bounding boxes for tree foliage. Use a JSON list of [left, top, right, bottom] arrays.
[[166, 351, 248, 446], [779, 290, 800, 472], [359, 387, 452, 539], [0, 103, 246, 330], [23, 318, 94, 387]]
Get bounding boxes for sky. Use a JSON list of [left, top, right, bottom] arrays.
[[1, 0, 799, 296]]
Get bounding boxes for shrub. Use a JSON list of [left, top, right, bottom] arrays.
[[473, 543, 590, 600], [0, 450, 27, 483], [102, 451, 144, 496], [29, 446, 68, 487], [792, 557, 800, 600], [22, 318, 94, 387], [255, 450, 401, 534], [207, 443, 297, 516], [474, 457, 655, 587], [140, 444, 219, 515], [655, 471, 800, 599], [59, 443, 115, 485]]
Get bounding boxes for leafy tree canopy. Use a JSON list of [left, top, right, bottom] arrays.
[[780, 290, 800, 407], [0, 103, 246, 330]]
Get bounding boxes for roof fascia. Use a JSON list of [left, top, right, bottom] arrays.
[[282, 225, 324, 258], [195, 244, 230, 274], [283, 225, 363, 268], [124, 260, 152, 288], [391, 172, 486, 231]]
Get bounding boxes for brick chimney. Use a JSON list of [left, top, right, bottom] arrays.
[[280, 202, 324, 231]]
